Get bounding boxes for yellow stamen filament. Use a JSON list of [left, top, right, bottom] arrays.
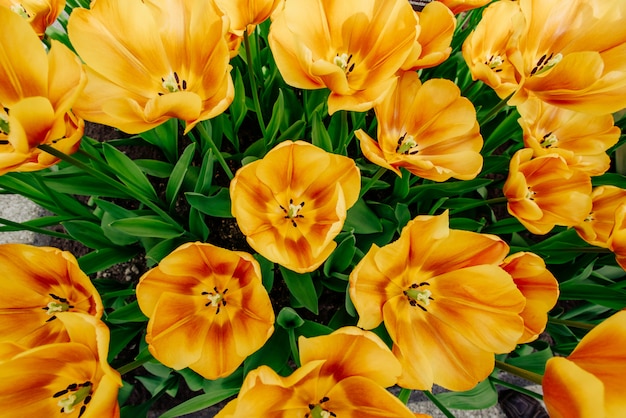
[[540, 132, 558, 148], [396, 133, 418, 155]]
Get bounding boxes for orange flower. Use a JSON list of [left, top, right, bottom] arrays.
[[0, 312, 122, 418], [268, 0, 418, 114], [215, 0, 283, 36], [230, 140, 360, 273], [0, 244, 103, 348], [0, 5, 85, 175], [503, 148, 592, 235], [574, 186, 626, 248], [402, 2, 456, 71], [216, 327, 418, 418], [500, 252, 559, 344], [136, 242, 274, 380], [0, 0, 65, 37], [543, 310, 626, 418], [349, 211, 525, 391], [518, 97, 620, 176], [355, 71, 482, 181], [67, 0, 234, 134], [608, 203, 626, 271], [438, 0, 491, 14]]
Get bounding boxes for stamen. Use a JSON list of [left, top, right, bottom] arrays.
[[485, 54, 504, 70], [281, 198, 305, 227], [161, 71, 188, 93], [396, 133, 418, 155], [0, 109, 9, 135], [530, 52, 562, 76], [54, 382, 92, 415], [525, 187, 536, 200], [540, 132, 558, 148], [404, 282, 433, 311], [203, 288, 228, 313], [334, 53, 355, 75], [10, 3, 30, 19]]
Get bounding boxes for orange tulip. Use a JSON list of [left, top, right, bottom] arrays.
[[67, 0, 234, 134], [438, 0, 491, 15], [574, 186, 626, 248], [608, 203, 626, 271], [216, 327, 417, 418], [268, 0, 418, 114], [0, 0, 65, 37], [355, 71, 482, 181], [0, 312, 122, 418], [503, 148, 592, 235], [215, 0, 283, 36], [0, 5, 85, 175], [349, 211, 525, 391], [0, 244, 103, 348], [500, 252, 559, 344], [518, 97, 620, 176], [230, 140, 360, 273], [543, 310, 626, 418], [136, 242, 274, 380]]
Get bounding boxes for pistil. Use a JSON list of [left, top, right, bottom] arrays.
[[160, 71, 188, 94], [280, 198, 305, 227], [333, 53, 355, 75], [202, 287, 228, 314], [404, 282, 433, 311]]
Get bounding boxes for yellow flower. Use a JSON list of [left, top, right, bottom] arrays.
[[67, 0, 234, 134], [608, 203, 626, 271], [0, 312, 122, 418], [230, 140, 360, 273], [500, 252, 559, 344], [268, 0, 418, 114], [0, 0, 65, 37], [574, 186, 626, 248], [349, 211, 525, 391], [518, 97, 620, 176], [543, 310, 626, 418], [216, 327, 418, 418], [136, 242, 274, 380], [215, 0, 283, 36], [0, 5, 85, 175], [438, 0, 492, 14], [503, 148, 592, 235], [355, 71, 482, 181], [0, 244, 103, 348]]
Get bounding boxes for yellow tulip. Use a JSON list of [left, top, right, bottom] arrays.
[[355, 71, 483, 181], [230, 140, 360, 273], [215, 0, 283, 36], [0, 244, 103, 348], [0, 312, 121, 418], [500, 252, 559, 344], [0, 6, 85, 175], [0, 0, 65, 37], [608, 204, 626, 271], [503, 148, 592, 235], [136, 242, 274, 380], [67, 0, 234, 134], [268, 0, 418, 114], [216, 327, 418, 418], [349, 211, 525, 391], [574, 186, 626, 248], [543, 310, 626, 418], [438, 0, 492, 14]]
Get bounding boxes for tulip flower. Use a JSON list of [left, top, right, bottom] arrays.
[[230, 140, 360, 273], [438, 0, 491, 15], [608, 203, 626, 271], [268, 0, 418, 114], [67, 0, 234, 134], [503, 148, 592, 235], [216, 327, 418, 418], [500, 252, 559, 344], [518, 97, 620, 176], [543, 310, 626, 418], [0, 312, 121, 418], [574, 186, 626, 248], [214, 0, 283, 36], [0, 5, 85, 175], [0, 0, 65, 37], [136, 242, 274, 380], [0, 244, 103, 348], [349, 211, 526, 391], [355, 71, 483, 181]]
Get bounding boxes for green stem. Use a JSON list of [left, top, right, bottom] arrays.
[[548, 317, 596, 330], [116, 357, 150, 375], [494, 360, 543, 385], [287, 328, 301, 368], [359, 167, 386, 198], [423, 391, 455, 418], [479, 93, 513, 125], [397, 388, 412, 405], [490, 377, 544, 401], [243, 29, 267, 139], [194, 122, 234, 180], [0, 217, 72, 239]]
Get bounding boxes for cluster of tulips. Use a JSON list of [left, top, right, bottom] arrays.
[[1, 0, 626, 417]]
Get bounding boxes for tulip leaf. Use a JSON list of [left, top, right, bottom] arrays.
[[244, 327, 291, 375], [144, 237, 189, 266], [435, 379, 498, 410], [297, 320, 333, 338], [106, 301, 148, 324], [188, 208, 209, 242], [61, 220, 114, 250], [323, 234, 356, 275], [194, 149, 215, 195], [558, 284, 626, 310], [280, 267, 319, 315], [230, 68, 248, 134], [77, 247, 139, 275], [483, 217, 526, 234], [134, 159, 174, 178], [264, 89, 285, 145], [139, 118, 179, 163], [185, 189, 233, 218], [344, 199, 383, 234], [506, 340, 553, 375], [311, 111, 333, 152], [102, 143, 159, 201], [165, 143, 196, 210], [109, 216, 185, 239], [159, 389, 239, 418], [482, 108, 522, 155], [108, 323, 145, 363]]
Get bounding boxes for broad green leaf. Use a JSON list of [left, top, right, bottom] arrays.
[[506, 340, 553, 375], [244, 328, 291, 375], [280, 267, 319, 315], [61, 220, 114, 250], [106, 301, 148, 324], [230, 68, 248, 134], [194, 149, 215, 195], [139, 118, 179, 163], [559, 284, 626, 310], [109, 216, 185, 239], [134, 159, 174, 178], [102, 143, 159, 201], [144, 237, 189, 266], [344, 199, 382, 234], [108, 323, 145, 363], [323, 234, 356, 275], [185, 189, 232, 218], [311, 111, 333, 152], [436, 379, 498, 410], [77, 247, 138, 275], [264, 89, 285, 145], [277, 307, 305, 329], [159, 390, 239, 418], [165, 143, 196, 210]]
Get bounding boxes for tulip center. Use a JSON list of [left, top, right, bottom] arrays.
[[396, 133, 418, 155], [306, 397, 335, 418], [280, 198, 305, 227], [42, 294, 75, 322], [539, 132, 558, 148], [404, 282, 433, 312], [530, 52, 562, 77], [333, 53, 355, 75], [202, 287, 228, 314], [161, 71, 187, 94], [525, 186, 536, 201], [10, 3, 31, 19], [53, 381, 93, 417], [485, 54, 504, 72]]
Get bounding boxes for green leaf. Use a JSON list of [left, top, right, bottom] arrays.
[[244, 328, 291, 375], [139, 118, 179, 163], [61, 220, 114, 250], [144, 237, 188, 266], [483, 217, 526, 234], [297, 320, 333, 338], [323, 234, 356, 275], [159, 389, 239, 418], [311, 111, 333, 152], [436, 379, 498, 410], [134, 159, 174, 178], [230, 68, 248, 134], [185, 189, 232, 218], [280, 267, 319, 314], [102, 143, 159, 201], [264, 89, 285, 145], [277, 307, 305, 329], [109, 216, 185, 239], [77, 247, 139, 275], [344, 199, 382, 234], [108, 324, 144, 363], [106, 301, 148, 324], [506, 340, 553, 375], [559, 284, 626, 310], [194, 149, 215, 195], [165, 143, 196, 210]]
